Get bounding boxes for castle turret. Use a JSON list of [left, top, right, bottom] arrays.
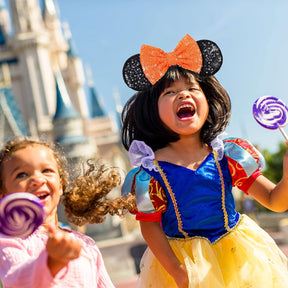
[[113, 88, 123, 132], [86, 65, 105, 118], [43, 0, 68, 70], [9, 0, 55, 137], [0, 64, 30, 142], [62, 22, 89, 119], [85, 67, 119, 147], [52, 70, 97, 162]]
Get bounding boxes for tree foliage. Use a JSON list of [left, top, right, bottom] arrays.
[[262, 142, 286, 183]]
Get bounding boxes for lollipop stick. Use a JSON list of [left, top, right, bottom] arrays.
[[279, 127, 288, 142]]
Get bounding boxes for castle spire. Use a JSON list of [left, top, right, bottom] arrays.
[[86, 65, 105, 118], [43, 0, 59, 18], [62, 22, 88, 118], [52, 71, 97, 161], [113, 88, 123, 131], [0, 64, 30, 141], [53, 71, 79, 120], [63, 22, 78, 58]]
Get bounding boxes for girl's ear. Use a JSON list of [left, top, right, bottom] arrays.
[[197, 40, 223, 77], [59, 184, 63, 197]]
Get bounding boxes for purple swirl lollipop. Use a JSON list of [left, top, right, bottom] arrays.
[[0, 193, 45, 238], [253, 96, 288, 141]]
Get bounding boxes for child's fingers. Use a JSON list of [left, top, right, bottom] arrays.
[[46, 228, 91, 261]]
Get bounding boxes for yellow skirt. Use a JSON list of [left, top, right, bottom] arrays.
[[135, 215, 288, 288]]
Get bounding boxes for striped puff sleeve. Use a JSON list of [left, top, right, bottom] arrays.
[[122, 167, 167, 222], [223, 137, 265, 194]]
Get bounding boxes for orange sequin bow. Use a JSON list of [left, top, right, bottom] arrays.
[[140, 34, 203, 85]]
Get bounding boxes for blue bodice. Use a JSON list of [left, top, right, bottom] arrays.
[[146, 153, 240, 243]]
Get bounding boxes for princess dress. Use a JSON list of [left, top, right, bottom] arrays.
[[122, 137, 288, 288]]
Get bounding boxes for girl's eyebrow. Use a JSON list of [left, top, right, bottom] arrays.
[[188, 80, 199, 86], [8, 162, 29, 176], [8, 166, 22, 177]]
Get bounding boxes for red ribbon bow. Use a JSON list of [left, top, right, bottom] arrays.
[[140, 34, 203, 85]]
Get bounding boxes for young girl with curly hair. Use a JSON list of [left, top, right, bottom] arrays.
[[0, 137, 133, 288]]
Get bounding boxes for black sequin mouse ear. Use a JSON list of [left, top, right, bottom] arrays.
[[122, 54, 152, 91], [197, 40, 223, 77]]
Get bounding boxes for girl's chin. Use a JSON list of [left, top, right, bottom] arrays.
[[40, 196, 52, 211]]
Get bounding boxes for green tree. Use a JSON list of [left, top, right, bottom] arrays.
[[262, 142, 286, 183]]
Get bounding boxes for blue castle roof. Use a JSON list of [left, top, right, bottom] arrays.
[[0, 87, 29, 137], [54, 134, 88, 145], [53, 71, 79, 120], [0, 25, 6, 46], [67, 37, 79, 58], [89, 85, 105, 118]]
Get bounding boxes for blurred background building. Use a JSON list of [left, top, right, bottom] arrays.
[[0, 1, 145, 282]]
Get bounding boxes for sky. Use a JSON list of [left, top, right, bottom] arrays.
[[12, 0, 288, 153]]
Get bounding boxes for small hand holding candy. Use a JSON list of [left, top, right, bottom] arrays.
[[253, 95, 288, 141], [46, 224, 83, 276], [0, 192, 44, 238]]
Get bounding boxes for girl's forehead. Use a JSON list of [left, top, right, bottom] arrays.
[[180, 74, 198, 83], [7, 145, 56, 163], [165, 73, 197, 86], [166, 75, 198, 87], [15, 144, 49, 153]]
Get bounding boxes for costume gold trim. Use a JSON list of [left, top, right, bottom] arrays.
[[153, 160, 189, 238]]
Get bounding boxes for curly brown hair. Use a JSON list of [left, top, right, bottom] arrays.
[[0, 137, 135, 226], [63, 160, 135, 226]]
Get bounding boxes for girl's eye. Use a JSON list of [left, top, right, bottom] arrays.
[[189, 87, 199, 92], [43, 168, 53, 173], [164, 90, 174, 95], [15, 172, 27, 179]]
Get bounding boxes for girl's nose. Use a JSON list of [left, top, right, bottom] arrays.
[[28, 173, 46, 187], [177, 90, 192, 100]]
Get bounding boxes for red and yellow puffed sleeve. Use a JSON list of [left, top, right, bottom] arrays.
[[121, 167, 167, 221], [223, 137, 265, 194]]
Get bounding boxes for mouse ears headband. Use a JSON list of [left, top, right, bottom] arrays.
[[122, 34, 223, 91]]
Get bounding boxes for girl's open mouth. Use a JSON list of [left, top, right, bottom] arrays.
[[34, 192, 49, 200], [176, 104, 195, 119]]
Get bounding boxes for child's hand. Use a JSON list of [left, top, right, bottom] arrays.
[[172, 263, 189, 288], [46, 225, 82, 276]]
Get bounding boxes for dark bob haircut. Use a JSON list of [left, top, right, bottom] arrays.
[[121, 66, 231, 151]]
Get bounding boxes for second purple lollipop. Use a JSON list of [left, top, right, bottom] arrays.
[[0, 193, 45, 238], [253, 96, 288, 141]]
